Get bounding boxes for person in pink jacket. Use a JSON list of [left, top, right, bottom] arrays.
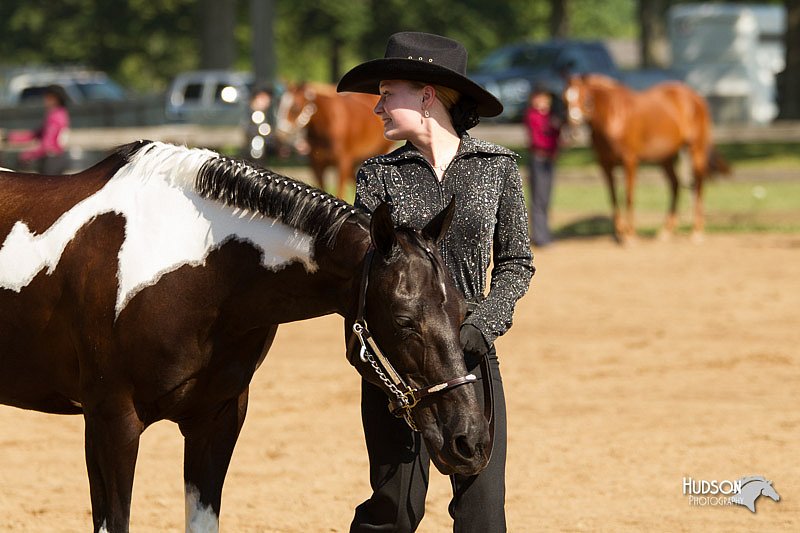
[[524, 82, 563, 247], [4, 85, 71, 174]]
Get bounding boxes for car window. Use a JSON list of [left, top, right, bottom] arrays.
[[75, 80, 125, 101], [183, 83, 203, 102], [480, 46, 559, 72], [557, 46, 615, 74], [478, 48, 516, 72], [18, 86, 50, 103], [582, 47, 615, 71]]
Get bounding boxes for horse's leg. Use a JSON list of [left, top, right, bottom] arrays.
[[691, 177, 705, 243], [689, 146, 708, 242], [622, 158, 639, 242], [658, 158, 680, 240], [84, 403, 144, 532], [180, 390, 249, 533], [599, 162, 623, 242]]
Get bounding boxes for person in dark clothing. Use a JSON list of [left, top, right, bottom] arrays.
[[524, 83, 563, 247], [242, 84, 281, 163], [338, 31, 534, 532]]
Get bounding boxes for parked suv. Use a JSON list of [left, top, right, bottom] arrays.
[[165, 70, 254, 124], [469, 40, 620, 121]]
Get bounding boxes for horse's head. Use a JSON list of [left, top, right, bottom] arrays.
[[350, 200, 489, 476], [276, 82, 318, 144], [759, 480, 781, 502], [563, 74, 592, 125]]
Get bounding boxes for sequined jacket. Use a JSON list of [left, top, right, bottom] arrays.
[[354, 134, 534, 345]]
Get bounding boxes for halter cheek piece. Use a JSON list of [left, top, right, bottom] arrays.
[[347, 247, 494, 447]]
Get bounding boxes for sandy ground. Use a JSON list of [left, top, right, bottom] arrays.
[[1, 232, 798, 532]]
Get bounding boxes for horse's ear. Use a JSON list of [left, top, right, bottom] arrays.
[[370, 202, 397, 257], [422, 196, 456, 245]]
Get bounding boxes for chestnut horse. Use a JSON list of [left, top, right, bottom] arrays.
[[276, 82, 393, 199], [564, 74, 730, 242], [0, 141, 489, 532]]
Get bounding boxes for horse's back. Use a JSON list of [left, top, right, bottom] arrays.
[[0, 154, 123, 238], [645, 81, 711, 145]]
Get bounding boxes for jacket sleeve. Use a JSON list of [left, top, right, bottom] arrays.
[[353, 163, 387, 213], [464, 157, 534, 345]]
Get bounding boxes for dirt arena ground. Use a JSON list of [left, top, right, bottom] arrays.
[[1, 232, 798, 532]]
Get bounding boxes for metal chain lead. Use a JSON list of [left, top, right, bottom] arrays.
[[353, 323, 409, 408]]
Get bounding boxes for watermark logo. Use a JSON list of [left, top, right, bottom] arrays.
[[683, 476, 780, 512]]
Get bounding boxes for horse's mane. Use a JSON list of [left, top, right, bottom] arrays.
[[739, 476, 768, 487], [303, 81, 338, 96], [582, 73, 622, 90], [116, 140, 360, 245]]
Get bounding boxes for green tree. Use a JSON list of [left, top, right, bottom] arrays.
[[0, 0, 199, 92]]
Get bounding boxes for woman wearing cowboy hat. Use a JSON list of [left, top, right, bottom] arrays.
[[338, 32, 533, 532]]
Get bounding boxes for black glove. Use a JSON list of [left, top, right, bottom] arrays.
[[460, 323, 490, 369]]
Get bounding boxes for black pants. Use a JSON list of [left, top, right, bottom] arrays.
[[528, 154, 555, 246], [350, 350, 507, 533]]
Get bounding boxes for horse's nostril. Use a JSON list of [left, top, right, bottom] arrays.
[[454, 434, 476, 459]]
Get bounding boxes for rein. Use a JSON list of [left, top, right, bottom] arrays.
[[348, 247, 494, 454]]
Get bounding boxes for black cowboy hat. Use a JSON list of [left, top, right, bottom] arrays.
[[337, 32, 502, 117]]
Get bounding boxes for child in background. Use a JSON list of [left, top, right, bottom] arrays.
[[524, 82, 562, 247], [4, 85, 71, 174]]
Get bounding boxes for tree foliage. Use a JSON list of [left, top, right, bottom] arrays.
[[0, 0, 198, 91], [0, 0, 790, 107]]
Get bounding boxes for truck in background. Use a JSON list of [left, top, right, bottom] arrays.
[[668, 3, 786, 124]]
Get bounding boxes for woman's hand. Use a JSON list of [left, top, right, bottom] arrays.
[[460, 323, 489, 368]]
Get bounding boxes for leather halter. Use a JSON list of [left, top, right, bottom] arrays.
[[347, 246, 494, 448]]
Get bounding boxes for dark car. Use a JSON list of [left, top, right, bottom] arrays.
[[469, 40, 620, 121]]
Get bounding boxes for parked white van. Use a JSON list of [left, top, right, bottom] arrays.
[[669, 3, 786, 124]]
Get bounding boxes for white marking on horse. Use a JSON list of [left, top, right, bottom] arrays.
[[185, 484, 219, 533], [0, 142, 316, 315]]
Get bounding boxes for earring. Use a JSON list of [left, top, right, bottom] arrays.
[[423, 110, 430, 118]]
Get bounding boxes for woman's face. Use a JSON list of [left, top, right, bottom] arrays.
[[374, 80, 425, 141]]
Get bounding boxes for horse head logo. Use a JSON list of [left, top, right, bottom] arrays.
[[732, 476, 781, 513]]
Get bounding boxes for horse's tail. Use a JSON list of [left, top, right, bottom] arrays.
[[708, 147, 732, 177]]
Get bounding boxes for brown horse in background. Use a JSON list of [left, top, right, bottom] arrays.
[[564, 74, 730, 242], [277, 82, 393, 199]]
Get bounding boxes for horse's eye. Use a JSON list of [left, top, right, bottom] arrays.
[[395, 315, 415, 329]]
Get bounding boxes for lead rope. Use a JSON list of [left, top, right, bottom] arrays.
[[352, 321, 419, 431]]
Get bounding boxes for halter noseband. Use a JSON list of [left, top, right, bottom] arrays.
[[347, 247, 480, 432]]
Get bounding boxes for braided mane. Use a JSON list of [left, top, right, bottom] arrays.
[[116, 140, 362, 244]]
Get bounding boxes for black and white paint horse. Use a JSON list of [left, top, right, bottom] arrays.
[[0, 141, 489, 532]]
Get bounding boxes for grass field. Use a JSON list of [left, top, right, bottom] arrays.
[[268, 140, 800, 237], [527, 142, 800, 170], [516, 140, 800, 238], [543, 174, 800, 238]]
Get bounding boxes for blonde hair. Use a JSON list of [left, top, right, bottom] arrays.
[[432, 85, 461, 110], [407, 81, 461, 110]]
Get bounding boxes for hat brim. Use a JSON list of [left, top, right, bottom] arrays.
[[337, 58, 503, 117]]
